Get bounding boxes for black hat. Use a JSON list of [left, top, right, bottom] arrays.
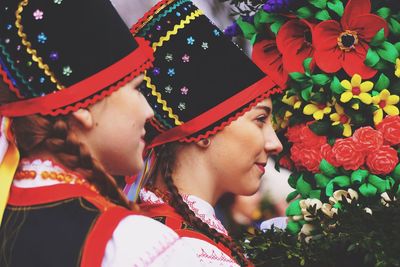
[[131, 0, 283, 148], [0, 0, 153, 117]]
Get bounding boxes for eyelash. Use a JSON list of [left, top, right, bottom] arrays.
[[256, 114, 268, 124]]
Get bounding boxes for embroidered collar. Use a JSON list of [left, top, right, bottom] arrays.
[[140, 188, 229, 235]]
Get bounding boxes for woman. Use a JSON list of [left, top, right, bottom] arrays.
[[127, 1, 284, 265], [0, 1, 201, 266]]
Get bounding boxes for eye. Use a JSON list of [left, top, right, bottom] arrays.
[[255, 114, 268, 124], [137, 81, 148, 95]]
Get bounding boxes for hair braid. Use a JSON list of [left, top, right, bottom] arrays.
[[12, 115, 130, 208], [157, 144, 249, 266]]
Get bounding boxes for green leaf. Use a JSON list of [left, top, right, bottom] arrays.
[[236, 17, 256, 40], [369, 28, 386, 47], [315, 10, 331, 20], [310, 92, 327, 103], [286, 220, 302, 234], [375, 73, 390, 91], [288, 173, 300, 189], [377, 41, 399, 63], [254, 11, 271, 30], [309, 120, 330, 135], [289, 72, 307, 82], [359, 183, 378, 197], [389, 18, 400, 36], [312, 74, 331, 86], [303, 58, 312, 75], [364, 48, 380, 67], [301, 86, 313, 101], [319, 159, 337, 177], [330, 76, 345, 94], [392, 164, 400, 181], [296, 7, 313, 19], [350, 169, 369, 185], [296, 176, 313, 198], [315, 173, 331, 188], [395, 42, 400, 54], [309, 0, 327, 9], [309, 190, 322, 199], [327, 0, 344, 16], [286, 190, 299, 202], [376, 7, 391, 19], [250, 33, 258, 45], [270, 21, 284, 35], [286, 199, 302, 216]]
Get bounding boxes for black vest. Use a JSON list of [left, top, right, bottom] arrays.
[[0, 197, 101, 267]]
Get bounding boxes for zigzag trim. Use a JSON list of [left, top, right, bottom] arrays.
[[152, 9, 203, 50], [155, 112, 173, 129], [0, 42, 36, 97], [181, 87, 284, 142], [16, 0, 64, 90], [138, 0, 190, 37], [0, 62, 23, 98], [143, 75, 182, 125]]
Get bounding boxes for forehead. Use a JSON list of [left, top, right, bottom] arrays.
[[256, 98, 272, 109]]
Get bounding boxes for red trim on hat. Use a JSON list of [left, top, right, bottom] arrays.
[[147, 76, 281, 148], [0, 65, 24, 99], [130, 0, 175, 35], [0, 38, 154, 117]]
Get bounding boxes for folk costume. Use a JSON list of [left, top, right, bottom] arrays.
[[127, 0, 284, 265], [0, 1, 202, 266]]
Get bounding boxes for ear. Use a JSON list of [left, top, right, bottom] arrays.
[[196, 138, 211, 148], [71, 109, 94, 130]]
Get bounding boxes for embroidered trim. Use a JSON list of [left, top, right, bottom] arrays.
[[16, 0, 64, 89], [130, 0, 175, 35], [0, 61, 23, 98], [150, 118, 167, 133], [181, 87, 284, 142], [152, 9, 203, 50], [138, 0, 190, 37], [0, 42, 33, 97], [197, 249, 237, 264], [155, 113, 173, 129], [144, 75, 182, 125]]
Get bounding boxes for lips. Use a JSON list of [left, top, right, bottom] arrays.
[[255, 162, 267, 174]]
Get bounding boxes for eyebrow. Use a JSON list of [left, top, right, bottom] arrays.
[[255, 105, 272, 115]]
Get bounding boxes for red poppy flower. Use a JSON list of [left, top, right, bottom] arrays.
[[252, 39, 288, 88], [313, 0, 388, 78], [276, 19, 315, 73]]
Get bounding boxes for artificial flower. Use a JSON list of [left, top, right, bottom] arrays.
[[282, 92, 302, 109], [396, 58, 400, 78], [276, 19, 315, 73], [340, 74, 374, 105], [332, 138, 365, 170], [376, 115, 400, 145], [313, 0, 388, 78], [372, 89, 400, 125], [330, 104, 352, 137], [252, 39, 288, 88], [352, 126, 383, 153], [366, 145, 399, 175], [303, 102, 332, 120]]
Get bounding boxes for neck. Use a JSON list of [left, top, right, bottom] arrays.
[[156, 149, 223, 206]]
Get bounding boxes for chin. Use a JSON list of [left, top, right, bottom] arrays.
[[238, 180, 261, 196]]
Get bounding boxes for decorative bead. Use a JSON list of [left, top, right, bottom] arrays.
[[49, 51, 59, 61], [63, 66, 72, 76], [152, 67, 161, 75], [167, 68, 175, 77], [28, 76, 34, 82], [17, 45, 21, 51], [176, 11, 181, 16], [165, 85, 173, 93], [5, 38, 10, 44], [182, 54, 190, 63], [26, 61, 32, 67], [187, 36, 195, 45], [180, 86, 189, 95], [37, 32, 47, 44], [213, 29, 221, 36], [156, 25, 161, 31], [39, 77, 45, 83], [6, 24, 12, 30], [33, 9, 44, 20], [201, 42, 209, 50], [54, 0, 63, 4]]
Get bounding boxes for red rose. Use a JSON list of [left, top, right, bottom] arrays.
[[352, 126, 384, 153], [286, 124, 304, 143], [300, 124, 327, 147], [279, 154, 295, 171], [332, 138, 365, 170], [320, 143, 340, 167], [366, 145, 399, 175], [377, 116, 400, 146], [291, 143, 322, 173]]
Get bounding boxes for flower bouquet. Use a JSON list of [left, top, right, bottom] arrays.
[[222, 0, 400, 265]]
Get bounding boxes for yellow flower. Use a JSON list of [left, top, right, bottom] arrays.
[[273, 110, 292, 130], [303, 102, 332, 120], [340, 74, 374, 105], [330, 104, 352, 137], [282, 93, 302, 109], [396, 58, 400, 78], [372, 89, 400, 125]]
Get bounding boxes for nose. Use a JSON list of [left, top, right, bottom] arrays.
[[144, 98, 154, 121], [264, 124, 283, 155]]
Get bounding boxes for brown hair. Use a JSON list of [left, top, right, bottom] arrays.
[[150, 143, 250, 266], [0, 81, 129, 208]]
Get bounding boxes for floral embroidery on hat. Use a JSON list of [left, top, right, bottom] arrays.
[[165, 85, 173, 93], [178, 102, 186, 110], [53, 0, 63, 4], [180, 86, 189, 95], [165, 53, 173, 62], [62, 66, 72, 76], [167, 68, 175, 77], [182, 54, 190, 63], [213, 29, 220, 36], [201, 42, 208, 50], [37, 32, 47, 44], [49, 51, 59, 61], [153, 67, 161, 75], [187, 36, 195, 45], [33, 9, 44, 20]]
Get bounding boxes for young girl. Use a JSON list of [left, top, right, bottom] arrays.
[[128, 1, 283, 265], [0, 1, 202, 266]]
